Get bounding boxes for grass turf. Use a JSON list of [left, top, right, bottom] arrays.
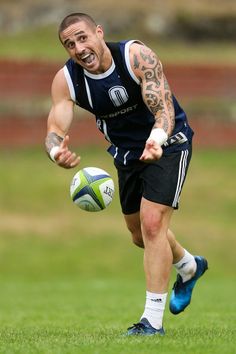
[[0, 146, 235, 353]]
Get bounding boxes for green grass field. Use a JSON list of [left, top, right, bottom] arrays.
[[0, 146, 235, 354]]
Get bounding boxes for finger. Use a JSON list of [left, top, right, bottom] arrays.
[[140, 156, 152, 163], [140, 156, 151, 161], [69, 156, 81, 168], [58, 151, 80, 168], [139, 150, 146, 160], [140, 148, 162, 161], [63, 152, 77, 166], [53, 147, 67, 162], [57, 150, 72, 165], [60, 155, 81, 169], [140, 152, 150, 161]]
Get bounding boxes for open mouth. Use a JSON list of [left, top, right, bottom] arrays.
[[80, 53, 95, 65]]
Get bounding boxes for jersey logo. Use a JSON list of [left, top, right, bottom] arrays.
[[108, 86, 129, 107]]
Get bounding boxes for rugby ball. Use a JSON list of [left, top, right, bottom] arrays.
[[70, 167, 114, 212]]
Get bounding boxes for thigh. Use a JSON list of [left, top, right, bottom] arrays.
[[140, 197, 173, 230], [114, 145, 191, 213], [114, 161, 144, 214], [142, 146, 192, 209]]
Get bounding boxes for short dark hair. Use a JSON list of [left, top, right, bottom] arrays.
[[58, 13, 97, 36]]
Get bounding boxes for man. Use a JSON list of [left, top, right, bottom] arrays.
[[45, 13, 208, 336]]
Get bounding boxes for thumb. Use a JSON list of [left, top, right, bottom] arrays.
[[146, 139, 155, 149], [60, 135, 69, 149]]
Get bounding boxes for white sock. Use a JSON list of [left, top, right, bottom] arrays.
[[174, 249, 197, 282], [141, 291, 167, 329]]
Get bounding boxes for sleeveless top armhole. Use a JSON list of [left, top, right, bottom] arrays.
[[63, 65, 76, 102], [124, 40, 143, 85]]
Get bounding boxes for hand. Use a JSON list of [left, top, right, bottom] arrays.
[[140, 139, 163, 162], [54, 135, 81, 169]]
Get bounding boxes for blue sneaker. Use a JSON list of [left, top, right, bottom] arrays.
[[169, 256, 208, 315], [126, 318, 165, 336]]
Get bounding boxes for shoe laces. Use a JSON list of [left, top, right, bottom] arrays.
[[128, 322, 146, 331], [172, 274, 183, 291]]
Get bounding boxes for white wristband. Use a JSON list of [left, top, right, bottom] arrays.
[[49, 146, 60, 162], [148, 128, 168, 146]]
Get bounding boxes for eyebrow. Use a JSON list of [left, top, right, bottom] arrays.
[[63, 30, 86, 45]]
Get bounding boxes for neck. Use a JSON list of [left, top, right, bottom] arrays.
[[99, 43, 113, 73]]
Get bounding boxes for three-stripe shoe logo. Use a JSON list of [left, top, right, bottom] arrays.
[[108, 86, 129, 107]]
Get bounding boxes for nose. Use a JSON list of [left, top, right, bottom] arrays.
[[74, 42, 85, 55]]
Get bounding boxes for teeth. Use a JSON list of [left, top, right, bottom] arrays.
[[81, 53, 90, 60]]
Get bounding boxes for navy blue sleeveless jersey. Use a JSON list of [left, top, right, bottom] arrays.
[[63, 40, 194, 165]]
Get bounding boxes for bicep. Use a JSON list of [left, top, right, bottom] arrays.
[[132, 44, 167, 108], [47, 100, 74, 137], [47, 69, 74, 137]]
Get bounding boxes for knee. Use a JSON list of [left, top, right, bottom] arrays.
[[142, 213, 163, 235], [141, 209, 166, 241]]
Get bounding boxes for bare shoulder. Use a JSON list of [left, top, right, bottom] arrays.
[[129, 41, 159, 61], [52, 68, 68, 90], [129, 41, 162, 80], [51, 68, 71, 101], [129, 41, 149, 55]]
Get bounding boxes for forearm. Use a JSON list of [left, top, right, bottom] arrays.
[[45, 100, 73, 161], [152, 80, 175, 135], [45, 131, 64, 161], [143, 74, 175, 138], [45, 70, 80, 168], [132, 44, 175, 137]]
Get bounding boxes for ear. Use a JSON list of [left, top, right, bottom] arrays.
[[96, 25, 104, 39]]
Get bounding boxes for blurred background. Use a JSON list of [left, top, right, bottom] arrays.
[[0, 1, 235, 351], [0, 0, 236, 148]]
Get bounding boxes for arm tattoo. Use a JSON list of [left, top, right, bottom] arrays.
[[139, 46, 175, 134], [45, 132, 63, 155], [133, 54, 140, 70]]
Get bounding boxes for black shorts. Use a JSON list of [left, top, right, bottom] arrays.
[[114, 146, 192, 214]]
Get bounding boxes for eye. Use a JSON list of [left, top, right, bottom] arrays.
[[67, 41, 75, 49], [79, 35, 87, 42]]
